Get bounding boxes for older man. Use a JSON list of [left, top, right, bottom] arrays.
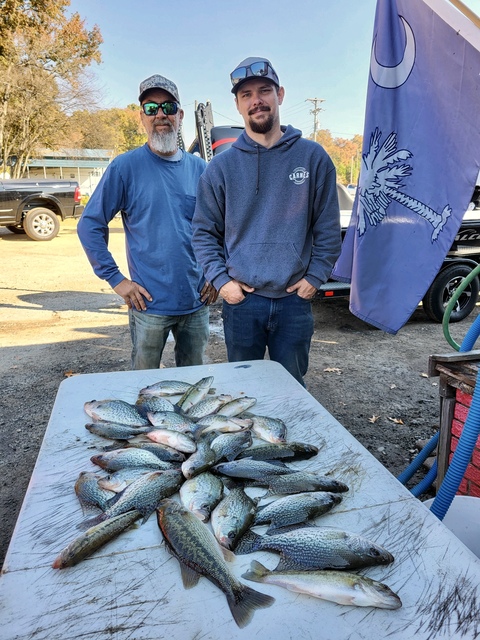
[[78, 74, 216, 370], [192, 57, 341, 386]]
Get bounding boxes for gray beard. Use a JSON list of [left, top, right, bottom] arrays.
[[150, 128, 178, 154]]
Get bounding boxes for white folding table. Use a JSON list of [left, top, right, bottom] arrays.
[[1, 360, 479, 639]]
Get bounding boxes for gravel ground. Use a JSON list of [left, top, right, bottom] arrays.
[[1, 218, 476, 565]]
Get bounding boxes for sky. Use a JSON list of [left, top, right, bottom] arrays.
[[68, 0, 480, 148]]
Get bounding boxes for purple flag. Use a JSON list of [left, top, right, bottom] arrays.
[[333, 0, 480, 334]]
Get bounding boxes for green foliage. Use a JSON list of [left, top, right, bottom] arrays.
[[309, 130, 363, 185]]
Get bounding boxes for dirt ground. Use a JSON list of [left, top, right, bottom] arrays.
[[1, 218, 476, 566]]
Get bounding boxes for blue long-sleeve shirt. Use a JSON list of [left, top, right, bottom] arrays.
[[77, 144, 207, 315], [192, 126, 341, 298]]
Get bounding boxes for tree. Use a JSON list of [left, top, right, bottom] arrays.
[[0, 0, 103, 175], [310, 130, 363, 185]]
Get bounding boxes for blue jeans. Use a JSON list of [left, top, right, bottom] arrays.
[[129, 306, 209, 370], [222, 293, 314, 386]]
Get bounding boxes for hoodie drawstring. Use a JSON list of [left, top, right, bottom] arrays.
[[255, 145, 260, 195]]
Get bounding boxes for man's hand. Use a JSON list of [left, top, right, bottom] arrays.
[[113, 278, 152, 311], [200, 282, 218, 305], [286, 278, 317, 300], [220, 280, 255, 304]]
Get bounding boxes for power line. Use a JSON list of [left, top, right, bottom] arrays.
[[306, 98, 325, 139]]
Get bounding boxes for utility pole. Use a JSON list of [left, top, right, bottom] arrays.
[[306, 98, 325, 141]]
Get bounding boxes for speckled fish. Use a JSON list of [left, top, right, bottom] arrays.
[[254, 492, 343, 534], [217, 397, 257, 417], [211, 487, 257, 550], [210, 430, 253, 462], [258, 471, 349, 495], [75, 471, 115, 512], [185, 394, 233, 420], [247, 414, 287, 443], [146, 410, 197, 433], [238, 441, 319, 462], [84, 399, 149, 426], [97, 467, 153, 493], [102, 438, 186, 463], [85, 422, 152, 441], [242, 560, 402, 609], [99, 469, 184, 524], [91, 448, 176, 471], [135, 394, 175, 417], [139, 380, 193, 397], [195, 414, 253, 436], [235, 527, 394, 571], [181, 432, 217, 479], [53, 510, 142, 569], [179, 471, 225, 521], [213, 459, 296, 481], [145, 428, 197, 453], [175, 376, 214, 413], [156, 499, 274, 628]]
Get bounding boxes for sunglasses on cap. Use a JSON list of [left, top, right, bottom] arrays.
[[142, 101, 179, 116], [230, 61, 278, 86]]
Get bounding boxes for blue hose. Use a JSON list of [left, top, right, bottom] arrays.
[[411, 459, 438, 497], [397, 432, 439, 485]]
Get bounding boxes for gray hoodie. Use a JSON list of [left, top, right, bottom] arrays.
[[192, 125, 341, 298]]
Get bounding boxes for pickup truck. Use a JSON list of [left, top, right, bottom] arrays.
[[0, 179, 84, 240]]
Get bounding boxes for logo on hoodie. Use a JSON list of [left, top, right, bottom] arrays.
[[289, 167, 309, 185]]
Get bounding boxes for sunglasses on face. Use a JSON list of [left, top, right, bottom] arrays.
[[230, 61, 278, 86], [142, 101, 179, 116]]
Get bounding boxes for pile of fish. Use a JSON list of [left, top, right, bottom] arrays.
[[52, 375, 402, 627]]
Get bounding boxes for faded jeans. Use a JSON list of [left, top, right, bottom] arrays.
[[129, 306, 209, 370], [222, 293, 314, 386]]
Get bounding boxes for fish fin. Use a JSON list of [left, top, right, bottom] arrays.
[[228, 584, 275, 628], [178, 561, 201, 589], [219, 545, 236, 562], [76, 513, 106, 530], [233, 530, 262, 555], [241, 560, 270, 582], [101, 439, 129, 451], [266, 521, 316, 535]]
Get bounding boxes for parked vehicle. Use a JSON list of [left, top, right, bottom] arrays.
[[0, 179, 84, 240]]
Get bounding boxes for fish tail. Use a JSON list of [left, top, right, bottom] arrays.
[[228, 583, 275, 628], [241, 560, 270, 582]]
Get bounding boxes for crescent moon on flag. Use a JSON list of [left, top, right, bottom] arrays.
[[370, 16, 415, 89]]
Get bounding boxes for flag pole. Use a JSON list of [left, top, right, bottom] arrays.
[[448, 0, 480, 29]]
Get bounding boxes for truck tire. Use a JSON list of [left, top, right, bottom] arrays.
[[23, 207, 60, 241], [422, 263, 479, 323], [6, 225, 26, 234]]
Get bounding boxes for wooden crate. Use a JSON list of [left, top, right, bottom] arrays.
[[428, 350, 480, 496]]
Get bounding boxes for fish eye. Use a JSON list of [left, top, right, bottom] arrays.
[[370, 547, 381, 556], [228, 531, 236, 540]]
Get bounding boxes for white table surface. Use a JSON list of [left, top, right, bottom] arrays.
[[1, 360, 479, 640]]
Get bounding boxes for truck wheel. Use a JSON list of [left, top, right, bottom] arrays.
[[23, 207, 60, 241], [422, 264, 479, 323], [6, 225, 26, 234]]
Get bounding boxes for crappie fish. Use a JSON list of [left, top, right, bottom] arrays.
[[175, 376, 214, 413], [135, 394, 175, 417], [84, 399, 149, 426], [254, 491, 342, 534], [156, 499, 274, 628], [195, 414, 252, 436], [53, 510, 142, 569], [238, 441, 319, 462], [85, 422, 151, 441], [91, 448, 176, 471], [102, 439, 185, 463], [258, 470, 349, 495], [179, 471, 224, 521], [146, 410, 196, 433], [181, 432, 217, 479], [247, 414, 287, 444], [242, 560, 402, 609], [139, 380, 193, 397], [210, 430, 253, 462], [218, 396, 257, 417], [145, 428, 197, 453], [97, 467, 153, 493], [213, 459, 296, 481], [99, 469, 184, 524], [75, 471, 115, 512], [235, 526, 395, 571], [211, 487, 257, 550], [185, 394, 233, 420]]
